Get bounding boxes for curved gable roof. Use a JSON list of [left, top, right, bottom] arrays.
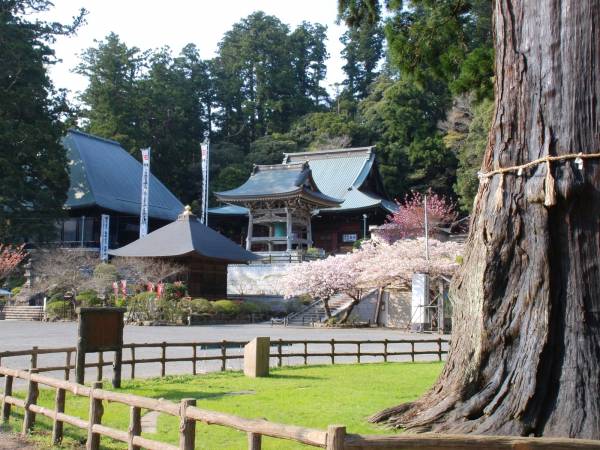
[[63, 130, 184, 221], [283, 147, 395, 213], [215, 162, 341, 207]]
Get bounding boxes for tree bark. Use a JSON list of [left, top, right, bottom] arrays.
[[338, 294, 361, 324], [372, 0, 600, 439], [322, 297, 332, 320]]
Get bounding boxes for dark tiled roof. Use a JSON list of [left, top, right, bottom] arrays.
[[215, 162, 341, 207], [109, 208, 258, 263], [63, 129, 184, 220]]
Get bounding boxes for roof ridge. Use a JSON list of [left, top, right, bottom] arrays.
[[67, 128, 122, 146], [253, 162, 307, 173], [283, 146, 375, 160]]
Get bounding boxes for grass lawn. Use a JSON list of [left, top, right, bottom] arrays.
[[5, 362, 442, 449]]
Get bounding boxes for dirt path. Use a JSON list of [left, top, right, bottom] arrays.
[[0, 432, 39, 449]]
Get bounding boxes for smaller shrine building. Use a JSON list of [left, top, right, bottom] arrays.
[[109, 207, 258, 297], [215, 163, 342, 253]]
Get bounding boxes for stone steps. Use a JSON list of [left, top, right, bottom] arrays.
[[0, 305, 43, 321], [286, 296, 353, 326]]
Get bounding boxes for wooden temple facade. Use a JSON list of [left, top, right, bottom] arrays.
[[215, 163, 341, 253]]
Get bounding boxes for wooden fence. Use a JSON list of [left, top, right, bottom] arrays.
[[0, 339, 449, 382], [1, 365, 598, 450]]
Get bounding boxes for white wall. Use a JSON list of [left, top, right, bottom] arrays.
[[227, 264, 291, 296]]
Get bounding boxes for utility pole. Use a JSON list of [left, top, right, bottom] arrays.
[[424, 194, 429, 261]]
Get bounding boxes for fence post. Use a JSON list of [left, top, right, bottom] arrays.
[[128, 406, 141, 450], [357, 343, 361, 363], [22, 370, 39, 434], [330, 339, 335, 365], [130, 347, 136, 380], [437, 338, 442, 361], [160, 342, 167, 377], [86, 381, 104, 450], [411, 341, 415, 362], [179, 398, 196, 450], [383, 339, 388, 363], [192, 345, 197, 376], [30, 346, 38, 371], [303, 342, 308, 365], [221, 340, 227, 371], [52, 387, 66, 444], [247, 432, 262, 450], [97, 352, 103, 381], [64, 351, 72, 380], [326, 425, 346, 450], [277, 339, 283, 368], [1, 374, 13, 424]]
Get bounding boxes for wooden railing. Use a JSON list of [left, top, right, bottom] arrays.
[[1, 365, 598, 450], [0, 339, 450, 382]]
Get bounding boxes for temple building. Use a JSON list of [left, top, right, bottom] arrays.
[[215, 162, 341, 252], [109, 206, 257, 297], [210, 147, 397, 253], [57, 130, 184, 248]]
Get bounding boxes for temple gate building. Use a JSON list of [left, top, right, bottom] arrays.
[[215, 162, 341, 253], [210, 147, 397, 254]]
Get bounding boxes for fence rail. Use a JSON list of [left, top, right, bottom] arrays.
[[1, 365, 598, 450], [0, 339, 450, 382]]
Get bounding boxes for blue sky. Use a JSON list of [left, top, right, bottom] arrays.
[[39, 0, 346, 102]]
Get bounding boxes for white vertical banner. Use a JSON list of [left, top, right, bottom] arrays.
[[200, 140, 210, 225], [139, 147, 151, 238], [100, 214, 110, 261]]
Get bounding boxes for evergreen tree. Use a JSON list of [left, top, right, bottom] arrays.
[[339, 17, 383, 101], [359, 75, 455, 198], [289, 22, 329, 110], [76, 33, 147, 153], [0, 0, 85, 242]]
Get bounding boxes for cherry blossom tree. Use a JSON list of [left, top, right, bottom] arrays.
[[281, 254, 362, 320], [358, 239, 463, 290], [0, 244, 26, 283], [281, 238, 463, 323], [376, 190, 458, 243]]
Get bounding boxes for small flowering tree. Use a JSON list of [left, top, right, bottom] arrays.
[[376, 190, 457, 243], [0, 244, 26, 283]]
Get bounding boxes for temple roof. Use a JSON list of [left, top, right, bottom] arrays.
[[215, 162, 342, 207], [210, 147, 396, 216], [63, 129, 184, 221], [109, 206, 258, 262], [283, 147, 396, 213]]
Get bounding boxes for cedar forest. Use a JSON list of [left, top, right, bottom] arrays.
[[0, 0, 493, 242]]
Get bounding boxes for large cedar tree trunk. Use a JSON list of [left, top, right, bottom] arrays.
[[372, 0, 600, 439]]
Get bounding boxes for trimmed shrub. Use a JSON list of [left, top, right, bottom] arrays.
[[76, 289, 102, 307], [190, 298, 214, 315], [46, 300, 73, 320], [49, 292, 65, 303], [213, 299, 241, 318], [164, 282, 186, 300], [10, 286, 21, 296]]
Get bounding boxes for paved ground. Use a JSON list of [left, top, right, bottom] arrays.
[[0, 321, 448, 386]]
